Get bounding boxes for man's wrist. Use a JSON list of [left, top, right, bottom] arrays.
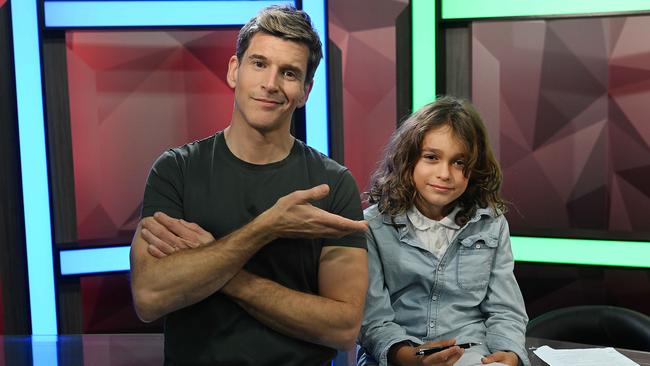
[[251, 209, 279, 242]]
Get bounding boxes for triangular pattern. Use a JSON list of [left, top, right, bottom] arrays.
[[66, 29, 243, 333], [331, 0, 408, 192], [473, 16, 650, 238]]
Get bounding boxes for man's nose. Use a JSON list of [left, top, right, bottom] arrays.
[[262, 69, 280, 92]]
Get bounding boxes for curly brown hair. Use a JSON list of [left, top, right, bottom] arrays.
[[367, 96, 506, 226]]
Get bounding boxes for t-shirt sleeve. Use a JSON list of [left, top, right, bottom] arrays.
[[324, 168, 367, 250], [141, 149, 185, 219]]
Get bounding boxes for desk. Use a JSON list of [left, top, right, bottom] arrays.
[[527, 337, 650, 366], [2, 335, 650, 365]]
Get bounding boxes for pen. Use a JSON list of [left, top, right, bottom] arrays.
[[415, 342, 482, 356]]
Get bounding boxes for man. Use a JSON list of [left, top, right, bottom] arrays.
[[129, 5, 369, 366]]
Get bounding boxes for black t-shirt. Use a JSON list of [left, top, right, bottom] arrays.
[[142, 131, 366, 366]]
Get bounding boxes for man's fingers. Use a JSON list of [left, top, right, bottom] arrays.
[[316, 210, 368, 232], [141, 228, 176, 255], [147, 244, 168, 259], [153, 212, 199, 246], [289, 184, 330, 203], [180, 219, 203, 233]]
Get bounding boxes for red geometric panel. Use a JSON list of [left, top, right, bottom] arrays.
[[66, 29, 239, 332], [472, 16, 650, 239], [329, 0, 408, 194], [67, 29, 238, 245]]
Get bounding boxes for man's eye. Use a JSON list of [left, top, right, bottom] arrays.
[[284, 70, 297, 79], [253, 61, 264, 68]]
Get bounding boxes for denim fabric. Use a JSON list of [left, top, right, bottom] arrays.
[[357, 204, 530, 366]]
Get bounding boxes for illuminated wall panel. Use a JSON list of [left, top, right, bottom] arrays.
[[328, 0, 408, 192], [473, 17, 650, 244], [410, 0, 650, 268], [14, 0, 328, 335], [443, 0, 650, 20]]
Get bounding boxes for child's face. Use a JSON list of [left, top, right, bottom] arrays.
[[412, 125, 470, 220]]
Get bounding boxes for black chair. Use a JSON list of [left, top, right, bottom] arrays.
[[526, 305, 650, 351]]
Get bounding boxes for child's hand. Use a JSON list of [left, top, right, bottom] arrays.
[[389, 339, 463, 366], [418, 344, 463, 366], [481, 351, 519, 366]]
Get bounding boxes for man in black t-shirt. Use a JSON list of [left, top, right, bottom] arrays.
[[129, 5, 369, 366]]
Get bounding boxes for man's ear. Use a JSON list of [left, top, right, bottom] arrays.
[[298, 80, 314, 108], [226, 55, 239, 88]]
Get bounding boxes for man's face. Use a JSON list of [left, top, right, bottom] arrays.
[[227, 32, 313, 133]]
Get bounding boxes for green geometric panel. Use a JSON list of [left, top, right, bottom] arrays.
[[443, 0, 650, 20], [512, 236, 650, 268]]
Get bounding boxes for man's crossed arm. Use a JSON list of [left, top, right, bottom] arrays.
[[130, 184, 368, 350]]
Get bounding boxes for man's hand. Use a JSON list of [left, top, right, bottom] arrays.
[[142, 184, 368, 258], [390, 339, 464, 366], [262, 184, 368, 239], [481, 351, 519, 366], [141, 212, 215, 258]]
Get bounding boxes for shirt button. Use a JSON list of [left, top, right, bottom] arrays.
[[429, 321, 435, 328], [432, 295, 438, 301], [476, 244, 481, 249]]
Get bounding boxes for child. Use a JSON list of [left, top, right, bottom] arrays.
[[358, 96, 529, 366]]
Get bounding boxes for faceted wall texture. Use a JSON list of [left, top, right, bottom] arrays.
[[64, 0, 408, 330], [329, 0, 408, 193], [66, 29, 238, 332], [473, 16, 650, 240], [67, 30, 237, 245]]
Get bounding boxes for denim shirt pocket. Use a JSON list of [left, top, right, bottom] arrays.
[[457, 233, 498, 290]]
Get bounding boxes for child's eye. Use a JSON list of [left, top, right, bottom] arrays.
[[423, 154, 438, 161], [453, 160, 466, 167]]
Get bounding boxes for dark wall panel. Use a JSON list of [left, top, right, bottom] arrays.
[[516, 262, 650, 318]]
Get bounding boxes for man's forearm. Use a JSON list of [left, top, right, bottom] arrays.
[[130, 214, 275, 322], [222, 270, 363, 350]]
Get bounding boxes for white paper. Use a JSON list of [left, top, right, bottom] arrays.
[[533, 345, 639, 366]]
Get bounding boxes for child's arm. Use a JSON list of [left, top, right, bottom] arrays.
[[358, 229, 422, 366], [479, 217, 530, 366]]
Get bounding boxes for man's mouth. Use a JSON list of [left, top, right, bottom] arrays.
[[253, 97, 283, 105]]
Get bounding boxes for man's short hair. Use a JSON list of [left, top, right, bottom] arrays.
[[236, 5, 323, 84]]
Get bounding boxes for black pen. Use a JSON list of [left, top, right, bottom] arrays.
[[415, 342, 482, 356]]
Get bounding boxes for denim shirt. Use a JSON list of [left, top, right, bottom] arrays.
[[357, 204, 530, 366]]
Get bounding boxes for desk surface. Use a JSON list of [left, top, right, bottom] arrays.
[[527, 337, 650, 366], [1, 334, 649, 365]]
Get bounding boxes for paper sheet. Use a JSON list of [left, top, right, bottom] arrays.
[[533, 345, 639, 366]]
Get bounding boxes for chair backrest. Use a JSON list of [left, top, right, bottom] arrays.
[[526, 305, 650, 352]]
